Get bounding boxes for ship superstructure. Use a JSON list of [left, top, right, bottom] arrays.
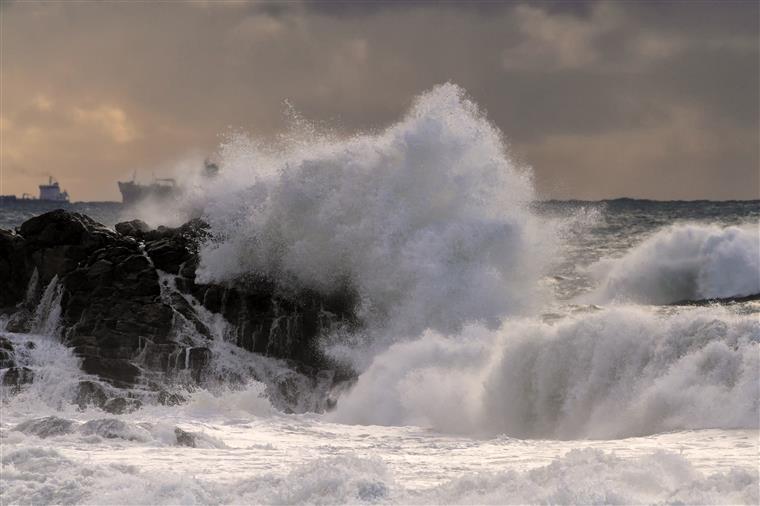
[[117, 160, 218, 205], [118, 177, 177, 206], [38, 177, 70, 202]]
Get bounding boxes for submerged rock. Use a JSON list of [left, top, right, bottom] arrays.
[[14, 416, 78, 438], [174, 427, 197, 448]]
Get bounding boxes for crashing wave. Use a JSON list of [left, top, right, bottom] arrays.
[[585, 223, 760, 304], [195, 83, 559, 337], [330, 305, 759, 439]]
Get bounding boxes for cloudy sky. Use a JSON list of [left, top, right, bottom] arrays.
[[2, 0, 758, 201]]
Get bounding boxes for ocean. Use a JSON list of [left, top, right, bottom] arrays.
[[1, 85, 758, 505]]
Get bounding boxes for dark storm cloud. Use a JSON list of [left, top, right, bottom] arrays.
[[2, 0, 757, 200]]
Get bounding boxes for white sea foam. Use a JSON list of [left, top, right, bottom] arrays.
[[585, 223, 760, 304], [418, 448, 758, 505], [331, 305, 760, 438], [1, 446, 756, 505]]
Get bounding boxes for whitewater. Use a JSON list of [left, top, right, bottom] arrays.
[[2, 84, 759, 505]]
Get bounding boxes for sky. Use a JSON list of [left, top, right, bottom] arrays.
[[1, 0, 758, 201]]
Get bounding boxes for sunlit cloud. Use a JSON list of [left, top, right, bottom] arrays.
[[73, 105, 138, 144]]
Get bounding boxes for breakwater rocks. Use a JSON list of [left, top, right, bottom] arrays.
[[1, 210, 356, 409]]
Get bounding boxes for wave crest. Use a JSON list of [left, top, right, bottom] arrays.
[[586, 223, 760, 304], [330, 306, 760, 438], [196, 83, 556, 335]]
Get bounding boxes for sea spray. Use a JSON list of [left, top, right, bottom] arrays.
[[195, 83, 559, 340]]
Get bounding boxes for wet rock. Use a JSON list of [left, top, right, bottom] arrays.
[[14, 416, 78, 438], [1, 210, 358, 406], [80, 358, 141, 388], [157, 390, 187, 406], [114, 219, 151, 238], [670, 293, 760, 306], [0, 336, 13, 350], [2, 366, 34, 388], [74, 380, 109, 409], [0, 229, 30, 307], [0, 349, 14, 368], [102, 397, 142, 415], [187, 347, 212, 382], [174, 427, 197, 448], [80, 418, 150, 441], [19, 209, 114, 250], [0, 336, 15, 368]]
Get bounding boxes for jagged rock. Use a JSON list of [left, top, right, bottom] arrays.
[[174, 427, 197, 447], [15, 416, 78, 438], [114, 219, 151, 238], [80, 358, 141, 388], [79, 419, 149, 441], [157, 390, 187, 406], [0, 336, 15, 368], [2, 366, 34, 388], [670, 293, 760, 306], [0, 230, 30, 307], [102, 397, 142, 415], [0, 210, 357, 408], [0, 350, 14, 368], [75, 380, 109, 409]]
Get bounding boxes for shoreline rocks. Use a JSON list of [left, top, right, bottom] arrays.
[[1, 209, 356, 408]]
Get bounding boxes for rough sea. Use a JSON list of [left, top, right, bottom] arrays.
[[1, 85, 759, 505]]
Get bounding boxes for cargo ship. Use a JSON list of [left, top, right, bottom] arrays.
[[39, 177, 70, 202], [117, 160, 218, 205], [0, 177, 70, 203], [118, 177, 178, 206]]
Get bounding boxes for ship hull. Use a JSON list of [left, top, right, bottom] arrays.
[[118, 181, 178, 206]]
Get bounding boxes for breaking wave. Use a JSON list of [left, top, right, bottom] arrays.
[[331, 305, 760, 439], [195, 83, 559, 336], [586, 224, 760, 304]]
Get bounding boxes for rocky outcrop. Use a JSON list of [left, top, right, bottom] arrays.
[[0, 210, 356, 406]]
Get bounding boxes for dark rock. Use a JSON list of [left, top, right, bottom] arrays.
[[80, 358, 141, 388], [174, 427, 197, 447], [157, 390, 187, 406], [0, 336, 13, 350], [2, 367, 34, 388], [187, 347, 212, 382], [1, 210, 358, 410], [145, 239, 190, 275], [115, 219, 151, 238], [79, 419, 148, 441], [15, 416, 78, 438], [0, 337, 15, 368], [19, 209, 114, 250], [102, 397, 142, 414], [0, 229, 30, 307], [0, 350, 14, 368], [74, 380, 108, 409], [670, 293, 760, 306]]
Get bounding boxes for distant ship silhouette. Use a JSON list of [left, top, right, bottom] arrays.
[[117, 160, 218, 205], [118, 176, 177, 206]]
